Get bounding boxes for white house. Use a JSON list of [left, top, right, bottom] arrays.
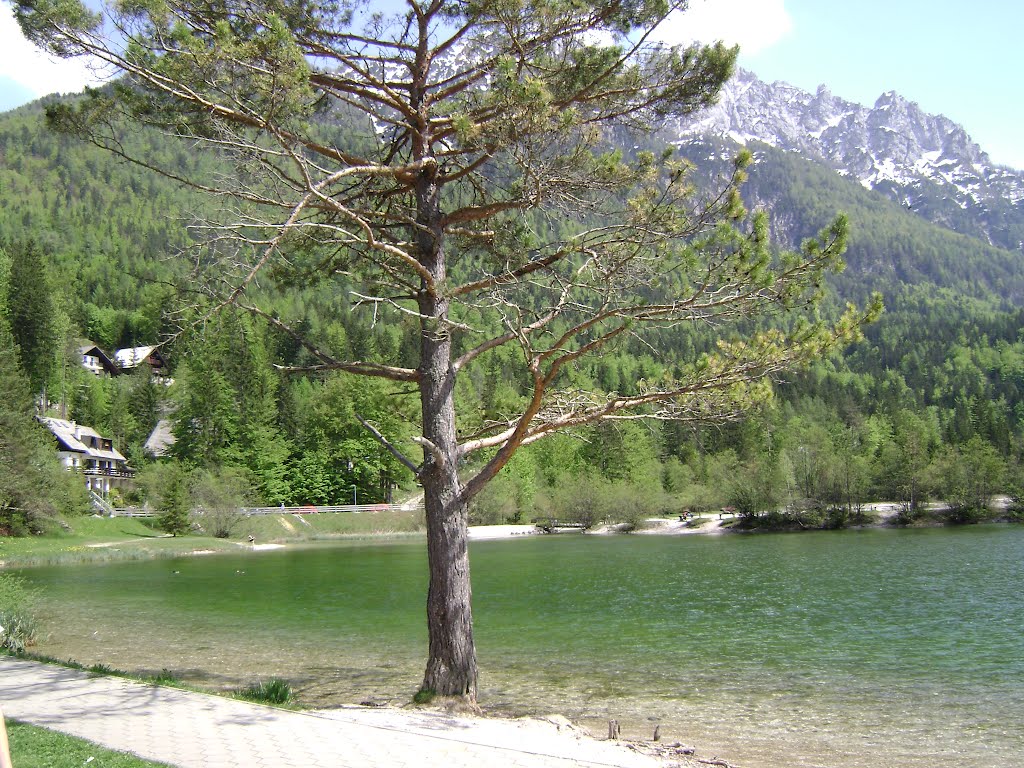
[[39, 417, 135, 496]]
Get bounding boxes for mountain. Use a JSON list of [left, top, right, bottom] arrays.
[[668, 68, 1024, 254]]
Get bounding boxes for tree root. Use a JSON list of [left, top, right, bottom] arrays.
[[413, 693, 482, 716]]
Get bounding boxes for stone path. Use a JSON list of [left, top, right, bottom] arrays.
[[0, 656, 668, 768]]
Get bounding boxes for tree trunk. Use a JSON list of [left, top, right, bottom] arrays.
[[417, 288, 478, 699], [415, 144, 478, 699], [420, 463, 477, 698]]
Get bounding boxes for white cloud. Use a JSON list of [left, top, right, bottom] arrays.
[[654, 0, 793, 55], [0, 7, 108, 106]]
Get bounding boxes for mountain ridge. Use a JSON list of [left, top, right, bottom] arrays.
[[668, 68, 1024, 253]]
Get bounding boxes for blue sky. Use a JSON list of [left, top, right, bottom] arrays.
[[2, 1, 1022, 168]]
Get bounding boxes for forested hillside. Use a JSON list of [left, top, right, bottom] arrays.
[[1, 90, 1020, 533], [733, 139, 1024, 457]]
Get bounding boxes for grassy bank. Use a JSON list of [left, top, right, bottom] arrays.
[[5, 649, 298, 709], [0, 509, 425, 569], [5, 719, 173, 768]]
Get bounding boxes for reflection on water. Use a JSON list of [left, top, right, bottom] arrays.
[[20, 527, 1024, 768]]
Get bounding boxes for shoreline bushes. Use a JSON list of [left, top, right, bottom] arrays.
[[0, 573, 39, 652]]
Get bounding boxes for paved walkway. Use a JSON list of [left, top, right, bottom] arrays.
[[0, 656, 669, 768]]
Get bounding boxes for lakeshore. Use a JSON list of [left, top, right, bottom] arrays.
[[7, 498, 1013, 571], [6, 516, 1024, 767], [0, 654, 703, 768]]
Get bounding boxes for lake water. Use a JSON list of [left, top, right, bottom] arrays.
[[17, 526, 1024, 768]]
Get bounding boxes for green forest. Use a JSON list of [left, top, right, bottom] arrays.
[[1, 95, 1021, 537]]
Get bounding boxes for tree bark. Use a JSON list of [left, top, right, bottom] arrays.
[[417, 286, 479, 698], [415, 129, 478, 699], [420, 461, 477, 698]]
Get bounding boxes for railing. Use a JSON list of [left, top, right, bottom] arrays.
[[88, 490, 117, 516], [81, 467, 136, 478], [110, 508, 158, 518], [241, 503, 415, 516], [107, 501, 422, 519]]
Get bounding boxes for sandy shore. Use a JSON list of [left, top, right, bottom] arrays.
[[467, 524, 540, 539], [466, 501, 973, 540], [467, 517, 735, 540], [313, 705, 719, 768]]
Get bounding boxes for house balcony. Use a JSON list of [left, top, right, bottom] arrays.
[[79, 466, 136, 479]]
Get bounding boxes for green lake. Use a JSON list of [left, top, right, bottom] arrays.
[[17, 526, 1024, 768]]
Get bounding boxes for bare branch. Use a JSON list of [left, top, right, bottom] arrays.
[[355, 412, 421, 477], [411, 436, 446, 471]]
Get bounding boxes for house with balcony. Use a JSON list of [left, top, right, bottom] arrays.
[[39, 417, 135, 497]]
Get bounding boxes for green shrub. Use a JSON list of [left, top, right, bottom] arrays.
[[0, 573, 39, 652], [889, 500, 921, 526], [824, 505, 849, 529], [150, 668, 180, 685], [468, 472, 519, 525], [942, 503, 993, 525], [234, 678, 292, 705], [1007, 500, 1024, 522], [190, 468, 253, 538]]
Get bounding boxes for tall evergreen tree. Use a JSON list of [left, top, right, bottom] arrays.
[[4, 239, 58, 399], [0, 290, 73, 533]]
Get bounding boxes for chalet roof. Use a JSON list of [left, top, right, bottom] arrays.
[[144, 419, 176, 458], [115, 345, 161, 369], [39, 417, 128, 463]]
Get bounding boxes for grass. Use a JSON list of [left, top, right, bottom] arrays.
[[0, 508, 425, 569], [149, 668, 180, 685], [233, 678, 292, 705], [5, 719, 174, 768], [0, 573, 39, 652], [412, 688, 436, 705], [0, 516, 230, 568], [9, 649, 304, 715], [241, 508, 425, 541]]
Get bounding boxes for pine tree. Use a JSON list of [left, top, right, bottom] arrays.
[[4, 239, 58, 399], [16, 0, 878, 699], [149, 463, 191, 537], [0, 293, 65, 533]]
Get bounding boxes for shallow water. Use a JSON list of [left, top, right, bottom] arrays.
[[18, 527, 1024, 768]]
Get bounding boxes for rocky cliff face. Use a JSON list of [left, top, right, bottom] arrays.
[[668, 69, 1024, 251]]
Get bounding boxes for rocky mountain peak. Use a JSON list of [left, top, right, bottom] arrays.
[[669, 68, 1024, 251]]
